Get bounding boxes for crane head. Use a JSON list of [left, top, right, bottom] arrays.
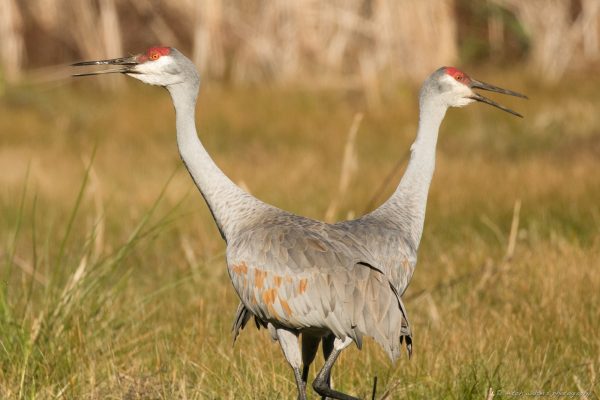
[[425, 67, 527, 117], [72, 46, 199, 87]]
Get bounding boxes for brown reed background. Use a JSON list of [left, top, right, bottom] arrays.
[[1, 0, 599, 86]]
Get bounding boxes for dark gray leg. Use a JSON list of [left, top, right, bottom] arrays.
[[320, 334, 335, 400], [313, 337, 358, 400], [301, 334, 320, 383], [292, 367, 306, 400]]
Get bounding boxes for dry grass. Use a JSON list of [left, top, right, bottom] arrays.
[[1, 73, 599, 399]]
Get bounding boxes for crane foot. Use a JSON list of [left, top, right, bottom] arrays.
[[313, 377, 360, 400]]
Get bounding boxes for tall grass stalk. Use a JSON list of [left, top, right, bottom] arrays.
[[0, 163, 184, 398]]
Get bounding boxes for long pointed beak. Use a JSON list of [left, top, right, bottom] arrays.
[[71, 55, 139, 77], [469, 79, 528, 118]]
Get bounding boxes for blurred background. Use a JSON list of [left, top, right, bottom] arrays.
[[1, 1, 599, 399], [1, 0, 599, 86]]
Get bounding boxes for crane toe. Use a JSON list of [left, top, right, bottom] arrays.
[[313, 378, 360, 400]]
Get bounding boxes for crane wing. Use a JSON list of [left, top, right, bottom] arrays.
[[336, 218, 418, 296], [226, 217, 412, 361]]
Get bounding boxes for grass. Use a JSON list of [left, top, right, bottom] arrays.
[[1, 72, 599, 399]]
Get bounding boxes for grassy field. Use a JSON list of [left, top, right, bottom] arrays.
[[1, 72, 599, 399]]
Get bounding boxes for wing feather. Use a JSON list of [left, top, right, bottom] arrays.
[[226, 214, 413, 361]]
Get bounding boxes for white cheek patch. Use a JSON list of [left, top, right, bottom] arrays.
[[129, 56, 181, 86], [440, 74, 474, 107], [454, 97, 475, 107], [137, 56, 172, 74]]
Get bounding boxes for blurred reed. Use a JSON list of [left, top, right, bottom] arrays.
[[494, 0, 600, 82], [0, 0, 599, 86]]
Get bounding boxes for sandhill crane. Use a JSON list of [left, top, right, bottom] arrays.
[[73, 47, 526, 400]]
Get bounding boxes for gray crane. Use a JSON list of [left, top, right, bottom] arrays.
[[73, 48, 526, 400]]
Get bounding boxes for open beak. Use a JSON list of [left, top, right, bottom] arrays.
[[469, 79, 528, 118], [72, 55, 139, 77]]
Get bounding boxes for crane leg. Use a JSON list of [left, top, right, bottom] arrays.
[[313, 337, 358, 400], [276, 328, 307, 400], [301, 333, 320, 383], [320, 333, 335, 400]]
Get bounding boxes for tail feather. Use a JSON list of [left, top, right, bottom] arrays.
[[350, 326, 363, 349], [390, 282, 413, 359], [231, 302, 252, 345], [351, 270, 413, 362]]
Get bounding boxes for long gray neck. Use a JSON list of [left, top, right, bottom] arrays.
[[167, 82, 265, 241], [372, 98, 447, 249]]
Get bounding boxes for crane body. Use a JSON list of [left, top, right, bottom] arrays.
[[73, 48, 525, 400]]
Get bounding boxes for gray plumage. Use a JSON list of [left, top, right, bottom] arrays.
[[73, 49, 525, 400], [227, 209, 412, 361]]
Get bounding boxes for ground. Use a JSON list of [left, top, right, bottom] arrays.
[[1, 72, 599, 399]]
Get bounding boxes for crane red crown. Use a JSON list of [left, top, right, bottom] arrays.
[[137, 46, 171, 62], [444, 67, 471, 85]]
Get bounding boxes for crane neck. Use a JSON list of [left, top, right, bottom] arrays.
[[372, 97, 447, 249], [167, 81, 265, 242]]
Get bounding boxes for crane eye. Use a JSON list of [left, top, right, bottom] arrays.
[[456, 74, 463, 81], [149, 52, 160, 61]]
